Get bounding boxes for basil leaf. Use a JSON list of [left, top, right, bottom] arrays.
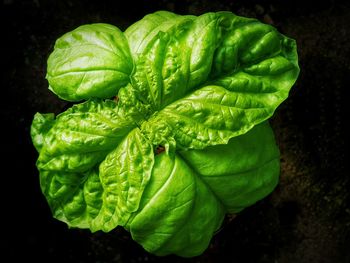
[[126, 12, 195, 109], [31, 112, 55, 152], [47, 24, 133, 101], [125, 11, 186, 56], [126, 11, 298, 113], [127, 12, 225, 109], [130, 122, 278, 256], [129, 11, 298, 149], [94, 128, 154, 232], [39, 168, 103, 229], [145, 70, 291, 149], [37, 100, 135, 172], [129, 152, 224, 257], [39, 128, 154, 232], [180, 121, 280, 213]]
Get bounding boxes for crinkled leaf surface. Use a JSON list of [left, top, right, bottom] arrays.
[[37, 100, 136, 173], [95, 128, 154, 232], [31, 113, 55, 152], [32, 10, 299, 257]]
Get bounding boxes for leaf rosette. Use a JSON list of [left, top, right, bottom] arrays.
[[31, 11, 299, 257]]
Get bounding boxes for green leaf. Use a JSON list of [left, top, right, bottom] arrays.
[[126, 11, 195, 110], [127, 12, 232, 109], [37, 100, 135, 172], [39, 168, 104, 229], [180, 122, 280, 213], [128, 11, 298, 149], [142, 37, 298, 149], [129, 152, 224, 257], [211, 11, 299, 76], [93, 128, 154, 232], [31, 113, 55, 152], [39, 128, 154, 231], [129, 123, 278, 256], [47, 23, 133, 101], [125, 11, 185, 56]]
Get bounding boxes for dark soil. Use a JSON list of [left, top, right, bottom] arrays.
[[3, 0, 349, 262]]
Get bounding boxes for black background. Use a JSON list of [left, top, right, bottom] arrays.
[[3, 0, 349, 262]]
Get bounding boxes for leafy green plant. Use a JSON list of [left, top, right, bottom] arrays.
[[31, 11, 299, 257]]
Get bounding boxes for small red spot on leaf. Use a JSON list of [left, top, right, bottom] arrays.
[[156, 146, 165, 155]]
